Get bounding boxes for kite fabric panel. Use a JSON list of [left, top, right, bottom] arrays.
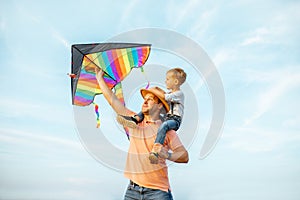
[[71, 43, 151, 106]]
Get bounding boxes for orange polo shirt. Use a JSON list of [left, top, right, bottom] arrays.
[[124, 120, 183, 192]]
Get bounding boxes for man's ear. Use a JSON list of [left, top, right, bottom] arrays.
[[157, 102, 164, 111], [175, 79, 179, 85], [158, 102, 163, 109], [158, 103, 167, 114]]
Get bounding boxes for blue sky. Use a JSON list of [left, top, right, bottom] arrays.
[[1, 0, 300, 199]]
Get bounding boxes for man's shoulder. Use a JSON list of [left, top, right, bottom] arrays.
[[164, 130, 183, 149]]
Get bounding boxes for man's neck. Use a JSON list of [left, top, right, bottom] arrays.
[[143, 114, 160, 122]]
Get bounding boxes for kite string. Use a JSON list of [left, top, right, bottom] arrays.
[[140, 67, 150, 89], [93, 102, 100, 128]]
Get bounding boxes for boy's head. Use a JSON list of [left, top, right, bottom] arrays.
[[167, 68, 187, 86]]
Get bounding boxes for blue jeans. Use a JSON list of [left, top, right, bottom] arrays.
[[155, 115, 181, 145], [124, 183, 173, 200]]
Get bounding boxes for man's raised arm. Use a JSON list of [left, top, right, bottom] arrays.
[[95, 68, 134, 116]]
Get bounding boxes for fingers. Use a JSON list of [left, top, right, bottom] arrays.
[[95, 67, 101, 73], [158, 147, 169, 159], [95, 67, 104, 77]]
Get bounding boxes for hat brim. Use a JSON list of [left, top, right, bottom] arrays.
[[140, 88, 170, 113]]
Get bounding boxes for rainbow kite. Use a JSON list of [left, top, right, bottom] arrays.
[[70, 43, 151, 136]]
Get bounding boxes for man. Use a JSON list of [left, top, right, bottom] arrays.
[[95, 68, 189, 200]]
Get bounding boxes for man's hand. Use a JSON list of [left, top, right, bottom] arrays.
[[158, 146, 170, 159], [158, 145, 189, 163], [94, 67, 133, 116], [95, 67, 104, 83]]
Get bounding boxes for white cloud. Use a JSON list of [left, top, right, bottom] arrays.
[[271, 2, 300, 35], [0, 97, 73, 126], [118, 0, 139, 30], [0, 128, 82, 151], [16, 4, 41, 24], [0, 98, 39, 118], [187, 6, 218, 40], [241, 2, 300, 47], [241, 27, 270, 46], [221, 66, 300, 153], [212, 47, 236, 68], [223, 125, 300, 153], [51, 29, 70, 49], [244, 71, 300, 125], [171, 0, 201, 28], [13, 4, 70, 49], [241, 35, 265, 46]]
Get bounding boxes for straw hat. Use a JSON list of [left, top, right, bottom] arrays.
[[140, 86, 170, 113]]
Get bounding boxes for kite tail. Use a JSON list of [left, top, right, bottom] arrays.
[[140, 67, 150, 89], [145, 81, 150, 89], [93, 102, 100, 128]]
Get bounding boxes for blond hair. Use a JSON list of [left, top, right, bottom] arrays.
[[167, 68, 187, 85]]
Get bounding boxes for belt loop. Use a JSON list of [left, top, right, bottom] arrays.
[[130, 180, 138, 187]]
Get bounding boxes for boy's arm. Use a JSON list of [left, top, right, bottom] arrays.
[[95, 68, 134, 116], [164, 91, 184, 103]]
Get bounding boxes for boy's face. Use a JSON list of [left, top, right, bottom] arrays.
[[165, 72, 178, 90]]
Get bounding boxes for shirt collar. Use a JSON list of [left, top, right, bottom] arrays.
[[145, 119, 161, 124]]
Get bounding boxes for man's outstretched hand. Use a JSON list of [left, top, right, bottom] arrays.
[[95, 68, 104, 83]]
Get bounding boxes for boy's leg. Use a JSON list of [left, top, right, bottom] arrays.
[[117, 115, 138, 129], [116, 112, 144, 129], [134, 111, 144, 122], [155, 119, 180, 144], [149, 119, 180, 164]]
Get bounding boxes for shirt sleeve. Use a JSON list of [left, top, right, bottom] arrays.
[[165, 91, 184, 103], [164, 130, 183, 151]]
